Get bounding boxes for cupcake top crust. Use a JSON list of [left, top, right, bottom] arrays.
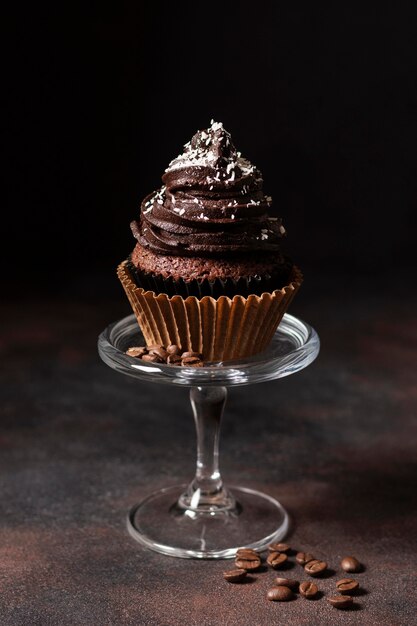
[[131, 120, 287, 257]]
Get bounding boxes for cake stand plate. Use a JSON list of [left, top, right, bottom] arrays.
[[98, 313, 319, 558]]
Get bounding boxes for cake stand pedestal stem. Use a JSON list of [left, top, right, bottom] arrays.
[[177, 386, 236, 512]]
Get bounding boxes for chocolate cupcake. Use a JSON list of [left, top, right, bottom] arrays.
[[118, 120, 302, 362]]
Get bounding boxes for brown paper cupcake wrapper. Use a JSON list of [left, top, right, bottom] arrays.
[[117, 260, 303, 362]]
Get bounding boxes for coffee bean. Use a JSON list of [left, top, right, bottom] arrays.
[[267, 552, 288, 569], [235, 548, 260, 558], [141, 353, 164, 363], [126, 347, 147, 358], [268, 542, 291, 553], [336, 578, 359, 593], [235, 557, 261, 571], [235, 549, 261, 571], [341, 556, 362, 573], [167, 354, 182, 365], [296, 552, 315, 566], [304, 559, 327, 576], [181, 356, 203, 367], [267, 586, 294, 602], [327, 595, 354, 609], [223, 568, 247, 583], [275, 577, 299, 590], [146, 344, 164, 351], [181, 351, 203, 359], [299, 581, 319, 598], [148, 347, 167, 360], [166, 344, 181, 355]]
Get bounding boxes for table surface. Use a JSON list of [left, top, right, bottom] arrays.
[[1, 275, 416, 626]]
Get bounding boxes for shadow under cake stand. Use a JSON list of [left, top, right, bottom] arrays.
[[98, 313, 320, 559]]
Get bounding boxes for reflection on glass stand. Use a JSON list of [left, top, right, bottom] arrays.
[[98, 313, 319, 559]]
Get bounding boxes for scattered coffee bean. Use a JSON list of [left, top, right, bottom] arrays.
[[267, 586, 294, 602], [236, 548, 260, 557], [181, 351, 203, 359], [235, 549, 261, 571], [296, 552, 315, 566], [125, 344, 205, 367], [304, 559, 327, 576], [268, 542, 291, 553], [275, 577, 299, 590], [328, 594, 354, 609], [223, 568, 247, 583], [166, 344, 181, 355], [181, 356, 203, 367], [267, 552, 288, 569], [235, 558, 261, 571], [126, 346, 147, 358], [221, 545, 367, 613], [148, 346, 167, 360], [167, 354, 182, 364], [341, 556, 362, 573], [141, 353, 164, 363], [336, 578, 359, 593], [299, 581, 319, 598]]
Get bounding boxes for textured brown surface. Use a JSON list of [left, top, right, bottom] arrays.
[[1, 274, 416, 625]]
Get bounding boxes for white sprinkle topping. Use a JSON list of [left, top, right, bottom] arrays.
[[237, 157, 255, 176], [279, 225, 286, 234], [162, 119, 263, 220], [231, 214, 235, 219]]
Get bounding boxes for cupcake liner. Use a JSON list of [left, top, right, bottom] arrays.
[[126, 257, 293, 299], [118, 260, 303, 362]]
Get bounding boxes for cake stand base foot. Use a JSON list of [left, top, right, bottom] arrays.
[[127, 484, 290, 559]]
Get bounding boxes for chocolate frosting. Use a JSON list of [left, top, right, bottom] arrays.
[[131, 121, 286, 257]]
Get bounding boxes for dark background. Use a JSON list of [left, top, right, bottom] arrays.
[[4, 4, 417, 297], [2, 7, 417, 624]]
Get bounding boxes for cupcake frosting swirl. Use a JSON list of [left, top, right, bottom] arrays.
[[131, 120, 286, 257]]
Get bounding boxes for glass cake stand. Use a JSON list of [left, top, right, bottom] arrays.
[[98, 313, 319, 559]]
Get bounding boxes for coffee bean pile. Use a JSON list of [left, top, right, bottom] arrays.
[[126, 345, 204, 367], [223, 546, 365, 611]]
